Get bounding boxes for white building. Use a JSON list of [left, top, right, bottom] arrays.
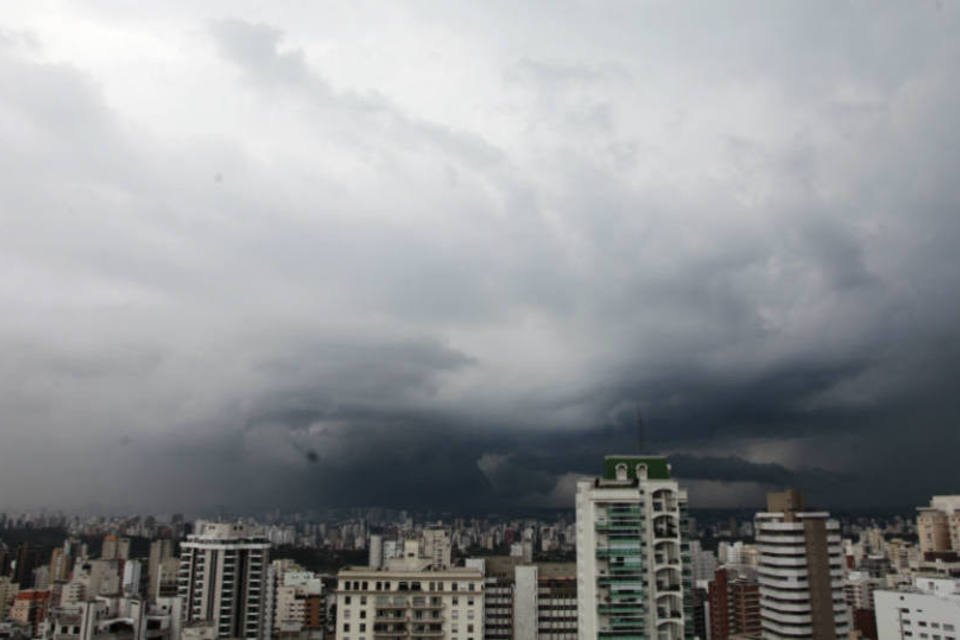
[[422, 530, 453, 570], [576, 455, 692, 640], [755, 489, 848, 640], [270, 560, 324, 638], [334, 566, 484, 640], [177, 521, 271, 639], [875, 576, 960, 640], [368, 536, 383, 570]]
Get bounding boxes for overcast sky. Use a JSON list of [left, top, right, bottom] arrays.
[[2, 1, 959, 513]]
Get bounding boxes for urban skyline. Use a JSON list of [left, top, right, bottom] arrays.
[[3, 455, 960, 640]]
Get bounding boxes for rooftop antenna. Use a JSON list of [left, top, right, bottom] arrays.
[[636, 411, 645, 454]]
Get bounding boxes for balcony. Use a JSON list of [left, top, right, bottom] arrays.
[[597, 547, 643, 559], [596, 521, 644, 533]]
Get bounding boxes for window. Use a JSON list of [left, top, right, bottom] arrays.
[[345, 596, 352, 605], [360, 610, 367, 619], [468, 624, 474, 633], [361, 596, 367, 605], [343, 624, 350, 632], [359, 624, 366, 632]]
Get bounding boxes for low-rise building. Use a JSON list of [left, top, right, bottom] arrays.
[[875, 575, 960, 640], [335, 566, 484, 640]]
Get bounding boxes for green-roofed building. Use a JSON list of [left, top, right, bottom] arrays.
[[575, 456, 695, 640]]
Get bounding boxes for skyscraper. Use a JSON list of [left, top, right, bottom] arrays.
[[576, 455, 693, 640], [178, 521, 271, 640], [755, 489, 848, 639], [149, 539, 175, 601]]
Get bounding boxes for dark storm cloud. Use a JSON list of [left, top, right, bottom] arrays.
[[1, 2, 960, 511]]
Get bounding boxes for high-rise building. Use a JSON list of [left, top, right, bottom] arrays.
[[421, 529, 453, 570], [918, 496, 960, 556], [178, 521, 271, 640], [755, 489, 848, 639], [576, 455, 693, 640], [469, 557, 577, 640], [369, 536, 383, 570], [148, 539, 175, 601], [100, 535, 131, 561]]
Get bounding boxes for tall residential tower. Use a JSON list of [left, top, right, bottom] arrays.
[[576, 455, 693, 640], [177, 521, 271, 640]]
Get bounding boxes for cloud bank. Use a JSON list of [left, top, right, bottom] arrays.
[[1, 1, 959, 511]]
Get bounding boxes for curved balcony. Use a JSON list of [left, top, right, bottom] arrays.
[[652, 514, 678, 539], [654, 566, 681, 589], [651, 489, 678, 513], [653, 540, 680, 565], [655, 618, 684, 640]]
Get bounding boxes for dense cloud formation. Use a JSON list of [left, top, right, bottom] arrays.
[[1, 2, 959, 512]]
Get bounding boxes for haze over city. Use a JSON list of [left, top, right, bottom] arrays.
[[2, 1, 960, 512]]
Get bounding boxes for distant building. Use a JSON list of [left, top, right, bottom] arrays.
[[707, 565, 760, 640], [0, 576, 19, 614], [576, 455, 693, 640], [270, 560, 324, 638], [755, 489, 848, 639], [689, 542, 718, 582], [177, 521, 271, 639], [421, 529, 453, 570], [148, 539, 174, 601], [917, 497, 960, 576], [100, 535, 130, 561], [469, 557, 577, 640], [10, 589, 50, 635], [368, 536, 383, 570]]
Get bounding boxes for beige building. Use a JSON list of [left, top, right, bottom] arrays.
[[270, 560, 324, 637], [0, 576, 18, 615], [335, 563, 484, 640], [918, 496, 960, 555]]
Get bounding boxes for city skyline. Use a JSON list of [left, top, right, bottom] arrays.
[[2, 2, 960, 512]]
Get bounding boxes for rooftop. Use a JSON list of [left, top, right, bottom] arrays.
[[602, 455, 671, 481]]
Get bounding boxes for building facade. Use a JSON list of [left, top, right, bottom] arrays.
[[177, 521, 271, 640], [334, 566, 484, 640], [755, 490, 848, 640], [875, 576, 960, 640], [576, 455, 693, 640]]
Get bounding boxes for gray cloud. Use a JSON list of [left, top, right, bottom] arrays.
[[1, 2, 959, 512]]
